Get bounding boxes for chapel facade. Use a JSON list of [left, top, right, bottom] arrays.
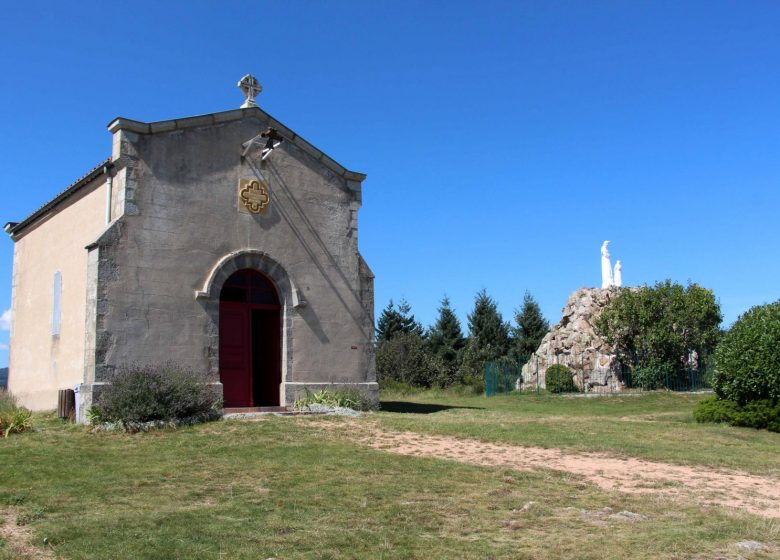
[[5, 76, 377, 421]]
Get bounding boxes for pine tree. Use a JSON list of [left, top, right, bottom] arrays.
[[397, 299, 424, 338], [376, 300, 403, 342], [376, 299, 423, 342], [511, 291, 550, 363], [466, 289, 510, 360], [427, 296, 466, 369]]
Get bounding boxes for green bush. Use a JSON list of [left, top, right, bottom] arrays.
[[377, 378, 417, 395], [292, 388, 376, 411], [714, 300, 780, 405], [0, 390, 33, 437], [376, 332, 442, 388], [693, 396, 739, 424], [545, 364, 578, 393], [694, 396, 780, 432], [595, 281, 721, 380], [94, 363, 221, 424], [632, 364, 667, 390]]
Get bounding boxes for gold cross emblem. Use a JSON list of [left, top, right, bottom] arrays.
[[239, 179, 270, 214]]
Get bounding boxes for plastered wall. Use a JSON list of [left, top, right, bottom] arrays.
[[9, 178, 108, 410]]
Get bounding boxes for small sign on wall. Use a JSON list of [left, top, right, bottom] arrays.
[[238, 178, 270, 214]]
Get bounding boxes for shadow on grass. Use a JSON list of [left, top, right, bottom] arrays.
[[380, 401, 485, 414]]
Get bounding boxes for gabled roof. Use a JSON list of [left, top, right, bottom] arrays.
[[6, 106, 366, 239], [5, 158, 111, 238], [107, 106, 367, 182]]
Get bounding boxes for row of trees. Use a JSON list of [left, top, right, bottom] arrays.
[[375, 291, 549, 389]]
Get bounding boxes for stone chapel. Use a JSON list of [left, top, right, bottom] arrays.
[[4, 76, 377, 421]]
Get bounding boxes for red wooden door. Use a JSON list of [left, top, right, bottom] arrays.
[[219, 269, 281, 408], [219, 304, 252, 407]]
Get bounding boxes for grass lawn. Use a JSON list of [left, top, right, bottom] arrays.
[[374, 390, 780, 475], [0, 391, 777, 559]]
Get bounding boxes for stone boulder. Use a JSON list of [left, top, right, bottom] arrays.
[[519, 287, 627, 393]]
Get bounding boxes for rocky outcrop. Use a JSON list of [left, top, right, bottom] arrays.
[[519, 287, 626, 393]]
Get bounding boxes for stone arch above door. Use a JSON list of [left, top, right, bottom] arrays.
[[196, 249, 305, 307], [196, 250, 303, 385]]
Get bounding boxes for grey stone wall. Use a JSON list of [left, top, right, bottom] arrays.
[[86, 110, 376, 409]]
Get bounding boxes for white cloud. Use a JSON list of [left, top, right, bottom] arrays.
[[0, 309, 9, 331]]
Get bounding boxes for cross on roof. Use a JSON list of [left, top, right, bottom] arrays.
[[238, 74, 262, 108]]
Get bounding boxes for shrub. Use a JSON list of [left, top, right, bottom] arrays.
[[694, 396, 780, 432], [545, 364, 578, 393], [94, 363, 221, 424], [292, 388, 376, 412], [377, 378, 417, 395], [595, 281, 721, 381], [693, 396, 739, 424], [632, 364, 667, 390], [376, 332, 441, 388], [0, 390, 33, 437], [713, 300, 780, 405]]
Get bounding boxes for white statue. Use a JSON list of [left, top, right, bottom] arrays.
[[601, 240, 613, 288], [613, 260, 622, 287]]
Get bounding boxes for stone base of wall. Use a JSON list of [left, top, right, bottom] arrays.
[[282, 382, 379, 408]]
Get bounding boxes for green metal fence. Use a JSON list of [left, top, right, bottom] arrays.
[[484, 360, 523, 397], [485, 352, 714, 396]]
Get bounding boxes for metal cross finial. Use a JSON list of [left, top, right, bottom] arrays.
[[238, 74, 262, 108]]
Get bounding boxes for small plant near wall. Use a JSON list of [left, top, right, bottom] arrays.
[[545, 364, 579, 393], [292, 388, 376, 412], [90, 363, 222, 431], [0, 390, 33, 437]]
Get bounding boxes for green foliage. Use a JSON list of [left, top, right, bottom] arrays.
[[0, 390, 33, 437], [376, 299, 424, 343], [16, 507, 45, 526], [292, 388, 376, 411], [632, 364, 668, 390], [694, 396, 780, 432], [94, 363, 221, 423], [426, 296, 466, 376], [457, 338, 492, 392], [86, 406, 104, 425], [377, 378, 417, 395], [595, 280, 721, 385], [376, 332, 443, 388], [545, 364, 578, 393], [467, 289, 511, 359], [692, 396, 739, 424], [510, 292, 549, 364], [713, 300, 780, 406]]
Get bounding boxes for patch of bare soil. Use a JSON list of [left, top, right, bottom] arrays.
[[311, 420, 780, 519], [0, 509, 55, 560]]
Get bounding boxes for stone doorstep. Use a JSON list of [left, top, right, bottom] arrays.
[[221, 407, 325, 419]]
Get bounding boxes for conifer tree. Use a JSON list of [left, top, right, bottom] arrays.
[[376, 299, 423, 342], [466, 289, 510, 360], [376, 300, 403, 343], [511, 291, 550, 363], [397, 299, 424, 338], [427, 296, 466, 369]]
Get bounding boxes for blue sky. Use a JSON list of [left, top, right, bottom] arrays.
[[1, 1, 779, 368]]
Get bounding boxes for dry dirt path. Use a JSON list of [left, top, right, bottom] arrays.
[[311, 420, 780, 519], [0, 509, 55, 560]]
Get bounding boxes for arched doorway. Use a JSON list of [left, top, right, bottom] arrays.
[[219, 269, 281, 407]]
